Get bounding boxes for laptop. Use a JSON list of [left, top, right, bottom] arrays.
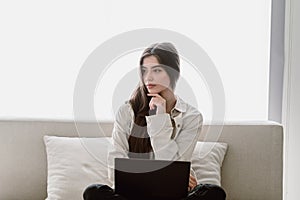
[[114, 158, 191, 200]]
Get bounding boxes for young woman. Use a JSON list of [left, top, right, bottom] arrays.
[[83, 42, 226, 200]]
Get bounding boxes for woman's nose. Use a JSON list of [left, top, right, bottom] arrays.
[[144, 71, 153, 82]]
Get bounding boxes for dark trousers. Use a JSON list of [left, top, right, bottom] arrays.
[[83, 184, 226, 200]]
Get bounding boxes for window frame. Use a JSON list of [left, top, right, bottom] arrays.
[[268, 0, 286, 123]]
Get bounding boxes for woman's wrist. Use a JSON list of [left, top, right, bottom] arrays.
[[156, 105, 166, 114]]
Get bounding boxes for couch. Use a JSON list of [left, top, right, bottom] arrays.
[[0, 120, 283, 200]]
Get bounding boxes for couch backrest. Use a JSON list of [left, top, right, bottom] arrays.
[[0, 120, 283, 200]]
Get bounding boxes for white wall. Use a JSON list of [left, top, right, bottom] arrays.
[[282, 0, 300, 199]]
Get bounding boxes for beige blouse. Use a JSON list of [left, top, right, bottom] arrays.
[[107, 96, 203, 187]]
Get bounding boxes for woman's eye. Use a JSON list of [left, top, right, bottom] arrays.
[[154, 69, 162, 73]]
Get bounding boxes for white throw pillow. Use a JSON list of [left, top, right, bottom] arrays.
[[44, 136, 113, 200], [44, 136, 227, 200], [191, 142, 228, 186]]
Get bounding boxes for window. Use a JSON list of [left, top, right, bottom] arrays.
[[0, 0, 272, 122]]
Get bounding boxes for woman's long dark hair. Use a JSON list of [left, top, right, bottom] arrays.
[[128, 42, 180, 157]]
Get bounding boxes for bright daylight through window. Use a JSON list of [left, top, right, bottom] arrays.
[[0, 0, 272, 122]]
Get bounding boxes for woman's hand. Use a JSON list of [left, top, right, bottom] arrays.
[[188, 175, 197, 192], [147, 93, 166, 114]]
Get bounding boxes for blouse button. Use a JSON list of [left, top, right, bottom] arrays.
[[177, 124, 180, 128]]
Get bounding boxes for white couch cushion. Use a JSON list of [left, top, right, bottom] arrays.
[[44, 136, 113, 200], [192, 142, 228, 186], [44, 136, 227, 200]]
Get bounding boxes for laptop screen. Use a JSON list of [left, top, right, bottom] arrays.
[[115, 158, 190, 200]]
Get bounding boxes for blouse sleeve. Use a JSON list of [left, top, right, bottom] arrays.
[[107, 103, 133, 187], [145, 111, 203, 161]]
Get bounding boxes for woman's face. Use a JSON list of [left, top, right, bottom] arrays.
[[141, 55, 171, 94]]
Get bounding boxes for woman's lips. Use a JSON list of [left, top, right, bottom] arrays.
[[146, 84, 156, 89]]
